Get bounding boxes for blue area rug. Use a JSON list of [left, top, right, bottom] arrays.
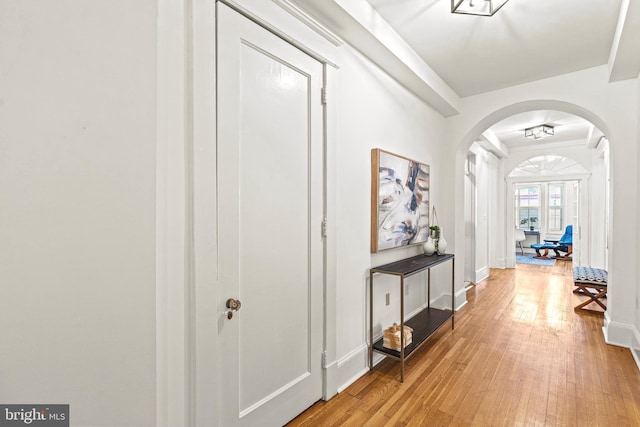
[[516, 254, 556, 266]]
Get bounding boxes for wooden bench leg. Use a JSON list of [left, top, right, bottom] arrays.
[[574, 284, 607, 310]]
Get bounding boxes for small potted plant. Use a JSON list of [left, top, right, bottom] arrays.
[[520, 217, 538, 230], [429, 225, 440, 240], [423, 207, 447, 256], [429, 225, 441, 254]]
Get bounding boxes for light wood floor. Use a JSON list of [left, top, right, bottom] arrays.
[[288, 259, 640, 426]]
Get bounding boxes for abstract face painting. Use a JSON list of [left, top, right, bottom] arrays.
[[371, 149, 430, 252]]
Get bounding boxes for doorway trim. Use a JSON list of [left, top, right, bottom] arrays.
[[463, 153, 477, 285], [505, 174, 590, 268]]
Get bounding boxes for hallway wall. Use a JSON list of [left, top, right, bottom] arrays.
[[0, 1, 157, 425], [2, 2, 638, 425], [332, 42, 449, 383]]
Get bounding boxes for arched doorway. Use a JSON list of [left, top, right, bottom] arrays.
[[455, 102, 611, 289]]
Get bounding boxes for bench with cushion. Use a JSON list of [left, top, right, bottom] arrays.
[[573, 266, 607, 311]]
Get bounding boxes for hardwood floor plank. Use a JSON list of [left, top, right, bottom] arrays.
[[288, 262, 640, 426]]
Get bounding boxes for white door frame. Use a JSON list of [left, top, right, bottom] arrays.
[[156, 1, 339, 425], [464, 153, 476, 285], [157, 0, 220, 425]]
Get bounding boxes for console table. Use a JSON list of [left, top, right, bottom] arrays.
[[369, 253, 455, 382], [523, 230, 540, 248]]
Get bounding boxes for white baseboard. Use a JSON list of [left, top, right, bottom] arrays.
[[322, 358, 339, 401], [456, 299, 468, 311], [475, 266, 489, 283], [455, 287, 468, 311], [334, 344, 370, 394], [431, 287, 468, 311], [602, 312, 640, 372], [505, 255, 516, 268], [632, 348, 640, 372], [631, 327, 640, 373], [602, 311, 633, 347]]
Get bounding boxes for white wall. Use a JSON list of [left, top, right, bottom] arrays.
[[634, 77, 640, 365], [333, 43, 450, 381], [590, 144, 608, 268], [0, 1, 157, 426]]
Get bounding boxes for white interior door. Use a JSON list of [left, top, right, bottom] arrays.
[[217, 3, 324, 426]]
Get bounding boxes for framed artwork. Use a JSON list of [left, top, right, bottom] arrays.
[[371, 149, 430, 252]]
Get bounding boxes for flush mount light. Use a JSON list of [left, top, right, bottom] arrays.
[[451, 0, 510, 16], [524, 124, 555, 140]]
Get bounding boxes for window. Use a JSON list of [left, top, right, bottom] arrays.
[[515, 185, 539, 230], [548, 184, 563, 231]]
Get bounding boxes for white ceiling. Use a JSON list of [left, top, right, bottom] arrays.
[[290, 0, 639, 147], [488, 110, 592, 149], [367, 0, 623, 97]]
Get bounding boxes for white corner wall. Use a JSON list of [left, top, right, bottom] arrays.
[[633, 74, 640, 367], [0, 1, 157, 425], [468, 145, 502, 281], [473, 148, 490, 282]]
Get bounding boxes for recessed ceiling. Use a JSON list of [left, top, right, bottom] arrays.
[[488, 110, 592, 149], [367, 0, 623, 97]]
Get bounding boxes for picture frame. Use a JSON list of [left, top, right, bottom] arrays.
[[371, 149, 430, 252]]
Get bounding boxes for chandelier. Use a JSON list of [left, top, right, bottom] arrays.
[[524, 125, 555, 140], [451, 0, 510, 17]]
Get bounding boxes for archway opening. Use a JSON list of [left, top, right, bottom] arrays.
[[456, 103, 610, 287]]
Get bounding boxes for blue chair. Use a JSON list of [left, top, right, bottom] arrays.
[[531, 225, 573, 259]]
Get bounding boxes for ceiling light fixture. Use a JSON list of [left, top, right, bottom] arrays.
[[524, 124, 555, 140], [451, 0, 510, 16]]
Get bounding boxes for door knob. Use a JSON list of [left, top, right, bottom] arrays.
[[226, 298, 242, 319]]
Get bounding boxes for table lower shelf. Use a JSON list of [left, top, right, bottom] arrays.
[[372, 307, 453, 360]]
